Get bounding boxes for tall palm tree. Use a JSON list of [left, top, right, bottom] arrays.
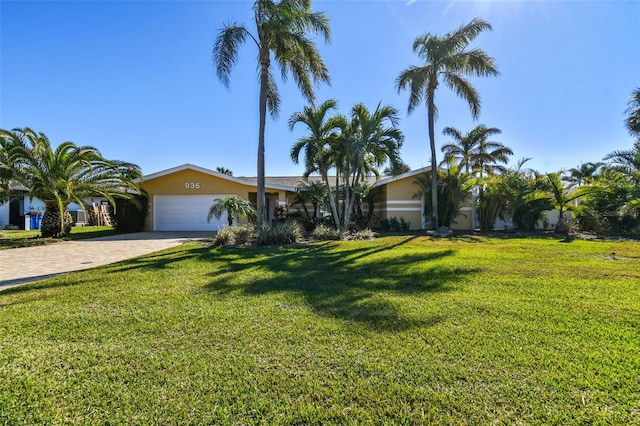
[[207, 196, 256, 227], [625, 87, 640, 137], [6, 127, 141, 237], [213, 0, 330, 231], [289, 99, 344, 228], [396, 18, 499, 229], [337, 103, 404, 230]]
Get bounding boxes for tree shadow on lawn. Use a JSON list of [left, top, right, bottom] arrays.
[[101, 248, 206, 275], [0, 276, 95, 304], [203, 242, 482, 332]]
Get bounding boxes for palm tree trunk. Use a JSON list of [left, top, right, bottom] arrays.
[[342, 176, 350, 231], [344, 169, 362, 231], [339, 163, 351, 230], [322, 170, 341, 229], [257, 47, 269, 231], [555, 208, 567, 234], [301, 201, 311, 220], [41, 200, 72, 238], [428, 88, 439, 230]]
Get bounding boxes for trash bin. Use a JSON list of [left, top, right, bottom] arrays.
[[29, 213, 42, 230]]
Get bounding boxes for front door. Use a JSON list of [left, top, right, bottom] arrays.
[[266, 194, 279, 225], [9, 197, 25, 229]]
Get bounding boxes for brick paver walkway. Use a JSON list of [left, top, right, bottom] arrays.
[[0, 232, 211, 290]]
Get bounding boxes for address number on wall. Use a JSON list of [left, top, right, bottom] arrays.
[[185, 182, 201, 189]]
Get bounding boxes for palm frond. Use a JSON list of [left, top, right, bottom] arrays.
[[443, 72, 481, 119], [213, 24, 251, 88], [265, 70, 281, 118], [445, 18, 492, 51], [624, 87, 640, 137], [396, 66, 429, 114]]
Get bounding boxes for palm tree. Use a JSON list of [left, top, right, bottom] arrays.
[[469, 128, 512, 178], [0, 128, 28, 204], [440, 127, 477, 174], [625, 87, 640, 137], [215, 167, 233, 176], [207, 196, 256, 227], [496, 158, 551, 231], [396, 18, 499, 229], [604, 140, 640, 182], [545, 171, 593, 234], [213, 0, 330, 231], [383, 161, 411, 176], [337, 103, 404, 230], [6, 127, 141, 237], [413, 156, 472, 228], [289, 99, 344, 228], [292, 181, 326, 221], [441, 125, 510, 176], [565, 162, 604, 186]]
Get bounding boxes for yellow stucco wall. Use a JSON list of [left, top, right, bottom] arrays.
[[139, 166, 479, 231], [373, 174, 477, 231], [374, 177, 423, 230], [140, 169, 290, 231], [142, 169, 257, 197]]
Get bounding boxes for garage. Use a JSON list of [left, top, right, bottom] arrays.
[[153, 194, 231, 231]]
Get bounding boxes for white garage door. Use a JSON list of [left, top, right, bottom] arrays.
[[154, 194, 231, 231]]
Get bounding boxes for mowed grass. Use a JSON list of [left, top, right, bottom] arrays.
[[0, 235, 638, 424], [0, 226, 117, 249]]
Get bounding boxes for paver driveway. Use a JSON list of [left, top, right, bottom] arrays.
[[0, 232, 211, 290]]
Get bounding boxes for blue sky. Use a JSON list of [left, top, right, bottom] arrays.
[[1, 0, 639, 178]]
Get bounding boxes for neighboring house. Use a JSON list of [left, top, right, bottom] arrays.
[[0, 202, 9, 229], [0, 195, 97, 230], [0, 180, 99, 230]]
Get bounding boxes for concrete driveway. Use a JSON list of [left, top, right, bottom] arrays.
[[0, 232, 211, 290]]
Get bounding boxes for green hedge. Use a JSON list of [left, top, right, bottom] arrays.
[[113, 193, 148, 233]]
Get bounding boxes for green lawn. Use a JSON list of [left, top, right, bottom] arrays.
[[0, 226, 117, 249], [1, 235, 638, 424]]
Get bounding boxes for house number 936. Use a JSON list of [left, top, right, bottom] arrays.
[[185, 182, 201, 189]]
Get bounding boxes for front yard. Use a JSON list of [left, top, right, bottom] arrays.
[[0, 226, 117, 249], [0, 235, 638, 424]]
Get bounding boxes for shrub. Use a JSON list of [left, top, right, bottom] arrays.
[[256, 221, 302, 245], [114, 194, 148, 233], [212, 226, 236, 247], [346, 228, 377, 241], [212, 224, 255, 247], [379, 216, 410, 232], [232, 224, 255, 245], [310, 225, 344, 241], [289, 215, 315, 232]]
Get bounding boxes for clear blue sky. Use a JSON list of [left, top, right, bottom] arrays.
[[1, 0, 639, 177]]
